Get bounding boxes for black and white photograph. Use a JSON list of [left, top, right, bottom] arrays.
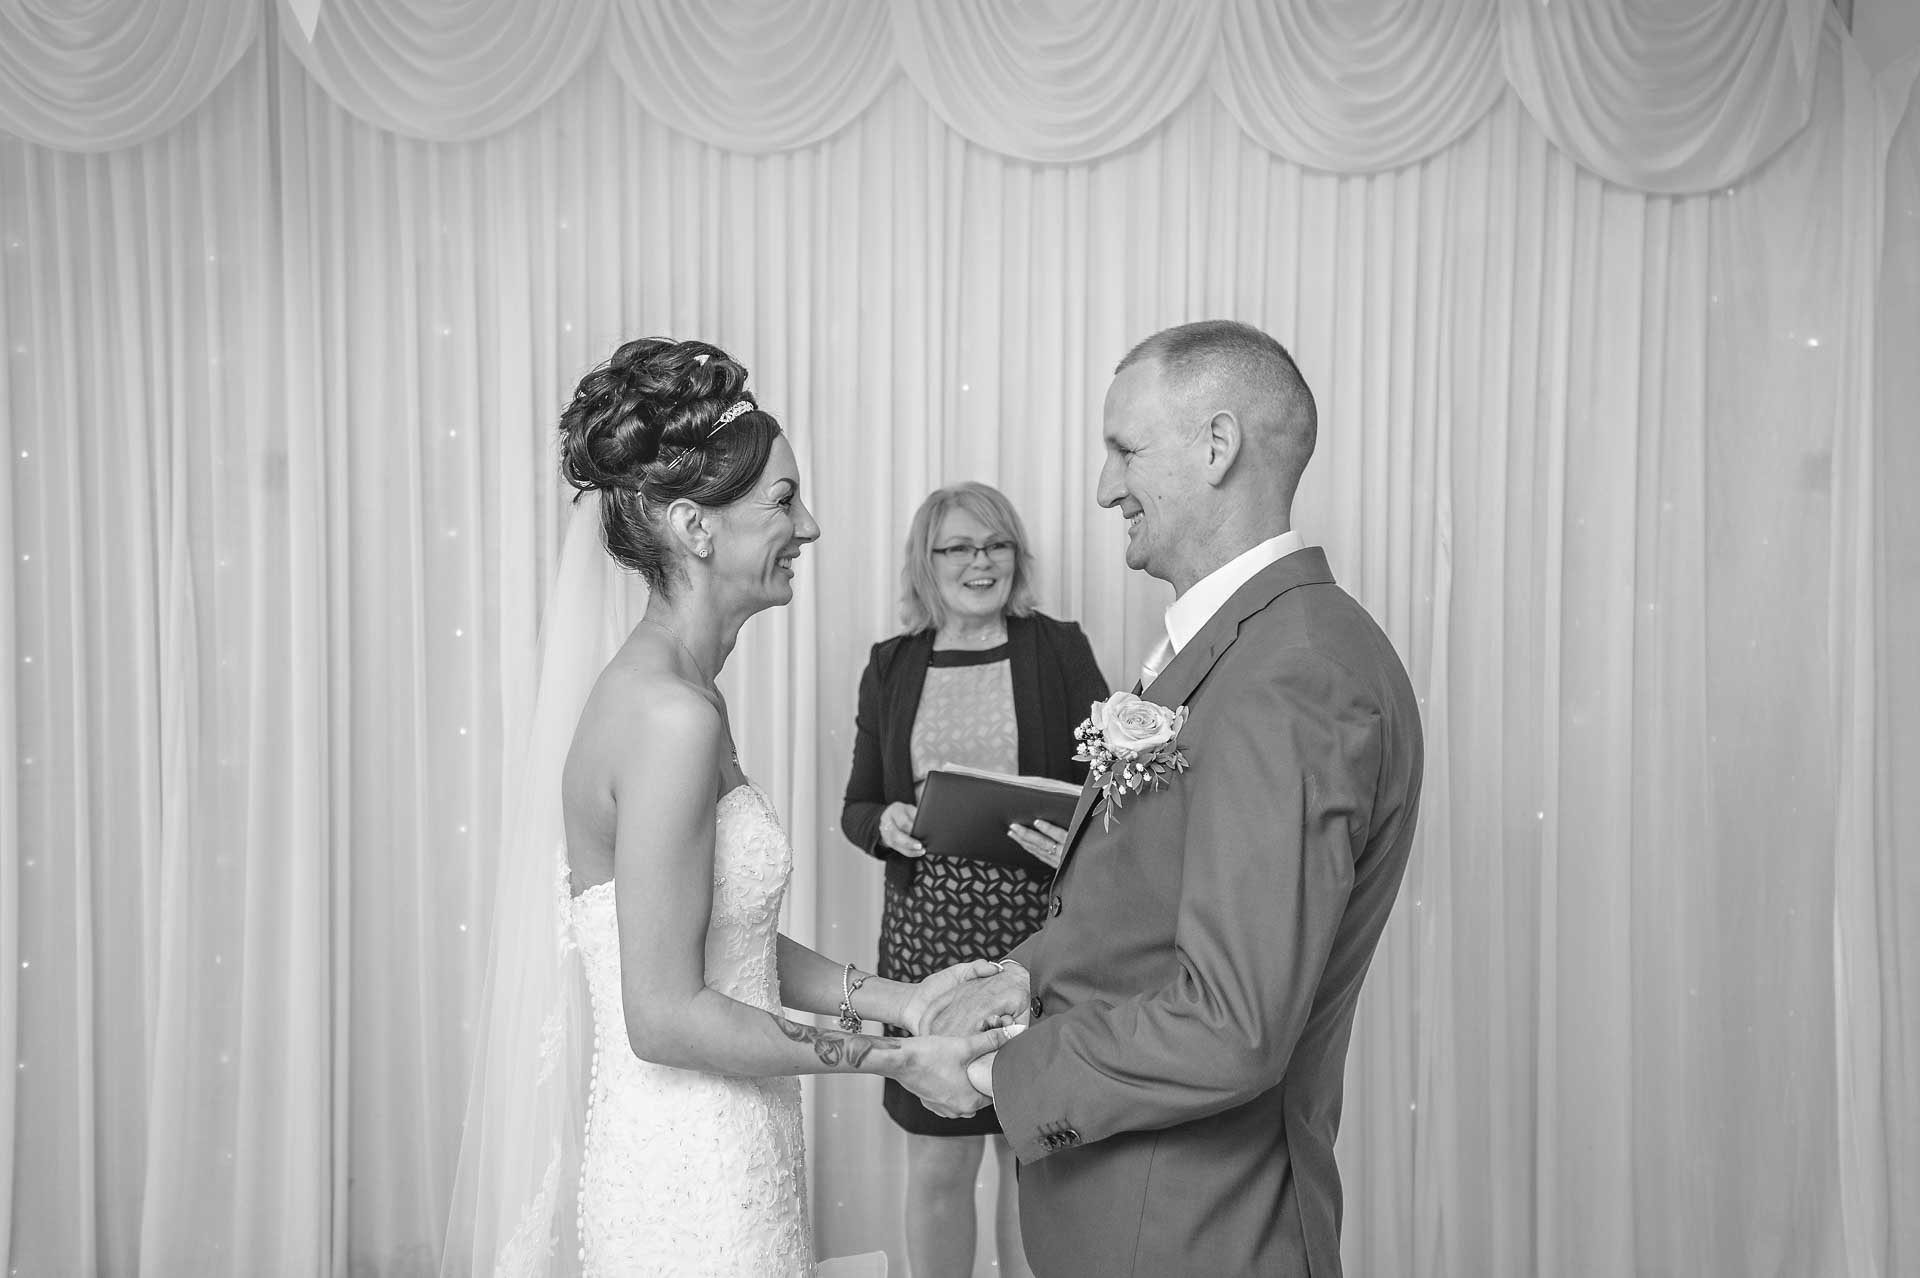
[[2, 1, 1917, 1275]]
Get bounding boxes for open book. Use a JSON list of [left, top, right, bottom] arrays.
[[909, 763, 1084, 872]]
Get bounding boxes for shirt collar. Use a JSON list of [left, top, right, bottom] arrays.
[[1164, 530, 1308, 653]]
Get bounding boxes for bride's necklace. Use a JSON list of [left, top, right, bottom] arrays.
[[644, 616, 714, 683], [643, 618, 739, 766]]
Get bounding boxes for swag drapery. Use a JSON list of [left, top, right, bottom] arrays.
[[3, 0, 1827, 185], [2, 1, 1914, 1275]]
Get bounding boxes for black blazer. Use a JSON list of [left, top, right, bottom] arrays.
[[841, 612, 1110, 890]]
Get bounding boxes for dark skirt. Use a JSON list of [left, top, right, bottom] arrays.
[[877, 849, 1051, 1137]]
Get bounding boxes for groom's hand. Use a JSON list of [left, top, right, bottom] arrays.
[[896, 1026, 1023, 1118], [966, 1051, 997, 1100], [927, 962, 1030, 1037]]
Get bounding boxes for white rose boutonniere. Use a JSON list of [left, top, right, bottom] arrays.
[[1073, 691, 1190, 829]]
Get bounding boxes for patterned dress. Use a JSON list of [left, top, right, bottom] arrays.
[[570, 784, 812, 1274], [877, 644, 1053, 1135]]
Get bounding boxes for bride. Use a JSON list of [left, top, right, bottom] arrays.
[[442, 338, 1013, 1278]]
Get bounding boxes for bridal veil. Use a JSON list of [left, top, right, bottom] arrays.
[[440, 490, 645, 1278]]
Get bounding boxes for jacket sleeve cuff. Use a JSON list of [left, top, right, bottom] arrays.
[[990, 1026, 1081, 1164]]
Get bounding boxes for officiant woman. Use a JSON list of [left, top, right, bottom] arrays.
[[840, 481, 1107, 1278]]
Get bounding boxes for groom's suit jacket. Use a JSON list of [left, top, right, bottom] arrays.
[[991, 548, 1423, 1278]]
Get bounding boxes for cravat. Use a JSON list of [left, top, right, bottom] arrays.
[[1138, 635, 1175, 691]]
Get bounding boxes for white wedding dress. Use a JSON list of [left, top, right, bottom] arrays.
[[569, 782, 814, 1277], [443, 494, 883, 1278]]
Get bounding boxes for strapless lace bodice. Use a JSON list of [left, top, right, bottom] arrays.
[[569, 784, 812, 1276]]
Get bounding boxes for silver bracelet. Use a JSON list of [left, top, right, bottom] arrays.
[[837, 962, 870, 1033]]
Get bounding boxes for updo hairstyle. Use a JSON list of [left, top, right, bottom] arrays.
[[558, 338, 783, 593]]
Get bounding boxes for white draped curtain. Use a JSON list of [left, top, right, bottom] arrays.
[[1, 2, 1913, 1276]]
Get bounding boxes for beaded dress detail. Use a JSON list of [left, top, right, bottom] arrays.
[[569, 783, 812, 1276]]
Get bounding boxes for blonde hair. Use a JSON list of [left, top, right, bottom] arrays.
[[898, 482, 1038, 633]]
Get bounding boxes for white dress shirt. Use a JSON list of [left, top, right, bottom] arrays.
[[1163, 529, 1309, 655]]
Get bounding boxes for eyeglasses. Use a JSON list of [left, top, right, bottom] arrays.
[[931, 540, 1017, 565]]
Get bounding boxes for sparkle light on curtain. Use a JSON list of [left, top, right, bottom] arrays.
[[1, 2, 1913, 1277]]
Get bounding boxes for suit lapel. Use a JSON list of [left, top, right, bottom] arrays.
[[1050, 548, 1337, 880], [1140, 548, 1334, 712], [1057, 781, 1104, 857]]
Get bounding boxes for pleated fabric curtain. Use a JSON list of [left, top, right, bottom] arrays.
[[0, 0, 1832, 186], [0, 2, 1913, 1276]]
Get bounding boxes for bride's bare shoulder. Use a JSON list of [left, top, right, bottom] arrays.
[[561, 656, 722, 876], [568, 640, 721, 771], [580, 653, 718, 750]]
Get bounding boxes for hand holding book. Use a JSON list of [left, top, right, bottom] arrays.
[[876, 801, 926, 856], [1005, 818, 1069, 868], [908, 764, 1084, 873]]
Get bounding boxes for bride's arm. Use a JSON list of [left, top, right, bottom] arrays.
[[772, 937, 912, 1026], [608, 685, 1000, 1110], [772, 937, 998, 1035]]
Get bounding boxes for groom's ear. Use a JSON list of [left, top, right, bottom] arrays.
[[1200, 409, 1242, 487]]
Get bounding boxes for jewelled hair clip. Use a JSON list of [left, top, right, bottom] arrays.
[[709, 400, 752, 436]]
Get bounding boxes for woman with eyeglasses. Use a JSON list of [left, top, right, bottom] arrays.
[[841, 481, 1109, 1278]]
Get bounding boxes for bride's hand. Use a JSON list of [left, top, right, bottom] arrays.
[[892, 1026, 1023, 1119], [902, 959, 1004, 1037], [924, 961, 1030, 1037]]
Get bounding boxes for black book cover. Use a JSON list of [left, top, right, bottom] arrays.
[[909, 765, 1084, 872]]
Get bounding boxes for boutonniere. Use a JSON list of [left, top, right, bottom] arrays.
[[1073, 691, 1190, 829]]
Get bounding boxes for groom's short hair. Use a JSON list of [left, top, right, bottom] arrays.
[[1117, 320, 1317, 479]]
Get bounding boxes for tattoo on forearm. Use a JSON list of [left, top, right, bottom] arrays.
[[773, 1016, 900, 1069]]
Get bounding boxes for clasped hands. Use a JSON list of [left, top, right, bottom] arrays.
[[890, 959, 1033, 1119]]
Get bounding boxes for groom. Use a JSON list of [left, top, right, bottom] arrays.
[[933, 320, 1424, 1276]]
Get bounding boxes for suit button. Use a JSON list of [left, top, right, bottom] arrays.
[[1060, 1128, 1080, 1146], [1048, 895, 1062, 917], [1028, 995, 1044, 1019]]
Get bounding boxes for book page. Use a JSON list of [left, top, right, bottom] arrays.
[[937, 762, 1083, 797]]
